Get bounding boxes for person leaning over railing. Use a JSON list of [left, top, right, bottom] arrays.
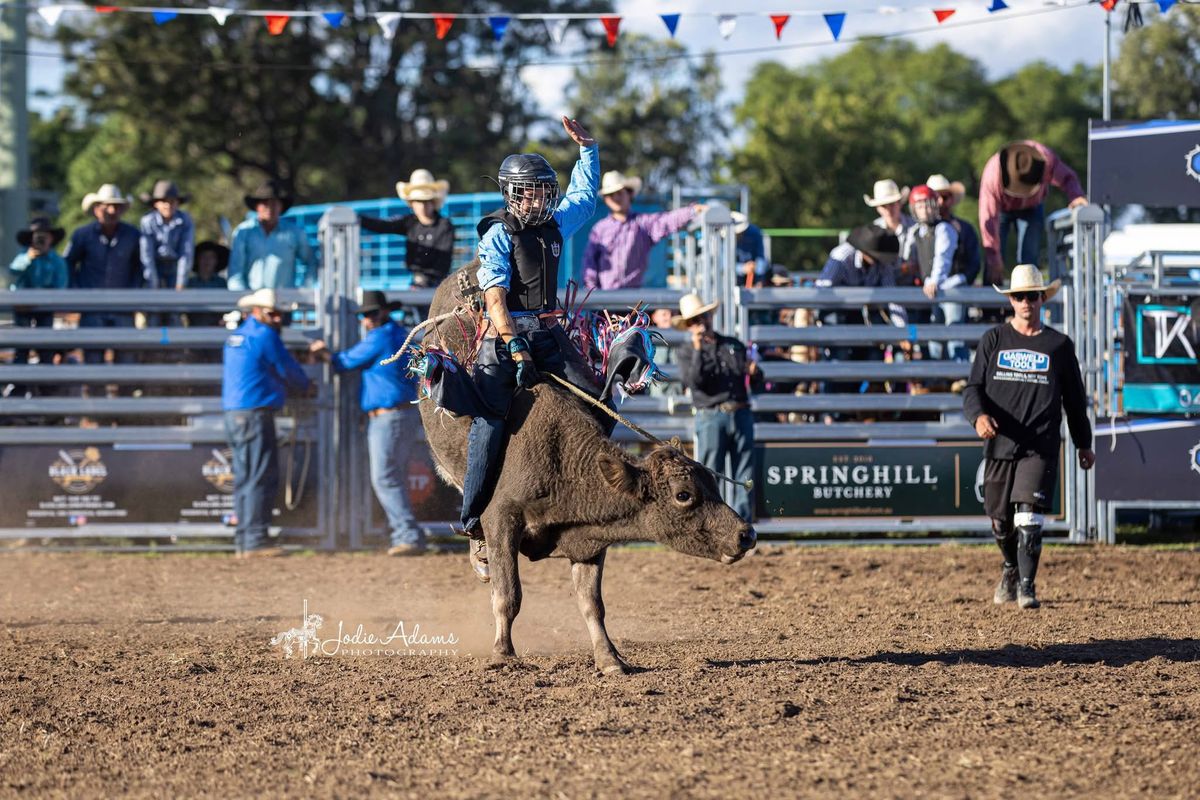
[[6, 218, 69, 396], [358, 169, 455, 289]]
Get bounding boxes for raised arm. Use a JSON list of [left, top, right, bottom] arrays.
[[554, 117, 600, 240]]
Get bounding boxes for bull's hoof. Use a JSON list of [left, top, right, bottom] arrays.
[[597, 657, 633, 676]]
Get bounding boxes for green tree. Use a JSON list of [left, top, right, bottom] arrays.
[[1113, 5, 1200, 119], [49, 0, 610, 231], [536, 35, 725, 192]]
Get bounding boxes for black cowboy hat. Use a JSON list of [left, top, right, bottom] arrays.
[[846, 225, 900, 264], [358, 290, 399, 315], [139, 179, 191, 205], [194, 241, 230, 273], [243, 179, 294, 213], [16, 217, 66, 248]]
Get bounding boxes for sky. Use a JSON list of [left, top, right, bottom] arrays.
[[522, 0, 1115, 117], [29, 0, 1117, 119]]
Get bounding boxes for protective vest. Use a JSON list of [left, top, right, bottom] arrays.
[[913, 220, 968, 280], [478, 210, 563, 313]]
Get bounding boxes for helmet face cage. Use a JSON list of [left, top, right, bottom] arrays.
[[909, 187, 939, 225], [502, 178, 560, 226]]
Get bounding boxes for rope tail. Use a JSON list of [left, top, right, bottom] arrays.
[[543, 373, 754, 493]]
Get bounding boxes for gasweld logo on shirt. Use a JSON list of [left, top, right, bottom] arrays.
[[997, 349, 1049, 373]]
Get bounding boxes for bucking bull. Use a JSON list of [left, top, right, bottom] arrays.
[[414, 266, 756, 675]]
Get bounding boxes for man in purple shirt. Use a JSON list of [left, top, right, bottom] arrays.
[[582, 171, 701, 290]]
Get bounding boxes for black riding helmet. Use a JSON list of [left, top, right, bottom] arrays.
[[498, 153, 560, 226]]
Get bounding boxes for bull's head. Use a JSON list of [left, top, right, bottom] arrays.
[[598, 445, 756, 564]]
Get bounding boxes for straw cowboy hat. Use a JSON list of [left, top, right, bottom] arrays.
[[600, 170, 643, 197], [140, 179, 191, 205], [81, 184, 132, 212], [244, 180, 294, 213], [926, 173, 966, 203], [994, 263, 1061, 301], [236, 288, 286, 312], [16, 217, 66, 248], [863, 179, 909, 207], [1000, 142, 1047, 198], [671, 292, 719, 329], [396, 169, 450, 203]]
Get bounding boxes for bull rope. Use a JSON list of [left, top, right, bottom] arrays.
[[380, 305, 471, 366]]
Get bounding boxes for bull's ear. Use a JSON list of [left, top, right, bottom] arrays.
[[597, 452, 641, 497]]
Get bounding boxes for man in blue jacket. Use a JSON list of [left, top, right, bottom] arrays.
[[310, 291, 426, 555], [222, 288, 313, 557]]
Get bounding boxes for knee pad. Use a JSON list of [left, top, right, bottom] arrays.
[[1014, 503, 1044, 557], [990, 517, 1013, 542]]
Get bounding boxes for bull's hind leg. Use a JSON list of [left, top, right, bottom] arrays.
[[571, 550, 631, 676], [485, 514, 525, 668]]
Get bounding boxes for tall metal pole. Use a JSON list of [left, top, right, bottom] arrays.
[[1102, 11, 1112, 121], [0, 4, 29, 282]]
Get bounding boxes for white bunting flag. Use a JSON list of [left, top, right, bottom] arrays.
[[207, 7, 233, 26], [376, 12, 402, 40], [717, 14, 737, 39], [38, 5, 65, 26], [544, 17, 569, 45]]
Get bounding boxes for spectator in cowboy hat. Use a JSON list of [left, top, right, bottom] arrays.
[[863, 178, 915, 239], [222, 287, 313, 558], [358, 169, 456, 289], [183, 242, 230, 330], [674, 292, 762, 521], [310, 291, 425, 555], [227, 179, 316, 291], [64, 184, 144, 385], [7, 218, 68, 387], [582, 170, 703, 290], [138, 179, 195, 291], [978, 140, 1088, 284]]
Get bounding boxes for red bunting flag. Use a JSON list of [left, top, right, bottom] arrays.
[[94, 6, 119, 12], [265, 15, 290, 35], [770, 14, 790, 40], [601, 16, 621, 47], [1100, 0, 1118, 9], [932, 9, 956, 23], [434, 14, 455, 40]]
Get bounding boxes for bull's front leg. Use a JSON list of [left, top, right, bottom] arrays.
[[571, 550, 631, 676], [485, 517, 523, 667]]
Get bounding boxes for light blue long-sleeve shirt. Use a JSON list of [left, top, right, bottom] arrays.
[[227, 215, 316, 291], [139, 209, 195, 289], [477, 143, 599, 293], [9, 251, 69, 290]]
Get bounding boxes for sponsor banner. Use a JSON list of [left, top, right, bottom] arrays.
[[756, 441, 1062, 519], [1121, 294, 1200, 413], [1094, 419, 1200, 502], [1089, 120, 1200, 207]]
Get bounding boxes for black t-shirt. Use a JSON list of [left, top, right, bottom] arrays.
[[360, 213, 455, 287], [962, 322, 1092, 459], [677, 333, 762, 409]]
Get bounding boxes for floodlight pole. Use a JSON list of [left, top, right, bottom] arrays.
[[1102, 11, 1112, 121]]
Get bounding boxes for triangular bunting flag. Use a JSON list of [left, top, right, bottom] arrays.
[[545, 17, 569, 45], [933, 9, 956, 22], [601, 16, 621, 47], [824, 12, 846, 40], [94, 6, 119, 12], [770, 15, 790, 40], [434, 14, 455, 40], [1156, 0, 1176, 11], [878, 5, 900, 14], [152, 11, 177, 25], [37, 5, 65, 26], [660, 14, 680, 37], [323, 12, 345, 28], [987, 0, 1008, 11], [208, 7, 232, 25], [265, 15, 290, 35], [488, 16, 510, 42], [717, 15, 737, 39], [1100, 0, 1118, 10], [376, 12, 402, 40]]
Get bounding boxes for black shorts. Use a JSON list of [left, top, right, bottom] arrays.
[[983, 455, 1058, 522]]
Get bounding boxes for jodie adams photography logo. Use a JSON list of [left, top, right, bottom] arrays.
[[271, 600, 460, 659]]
